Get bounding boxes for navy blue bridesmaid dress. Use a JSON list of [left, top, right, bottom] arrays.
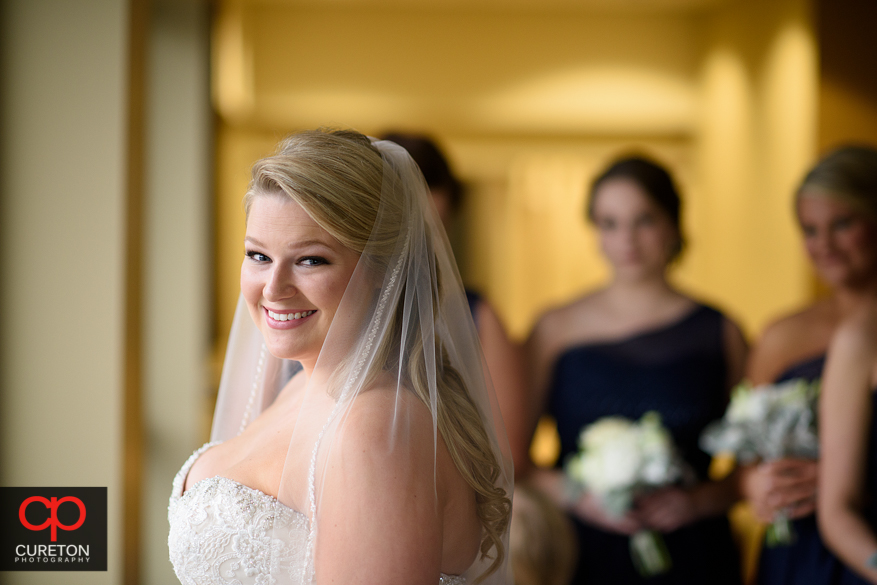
[[548, 304, 741, 584], [757, 355, 876, 585], [465, 289, 482, 325], [756, 355, 843, 585], [841, 391, 877, 585]]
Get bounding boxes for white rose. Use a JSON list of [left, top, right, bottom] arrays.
[[575, 418, 643, 493], [596, 431, 643, 490], [727, 386, 770, 424], [580, 417, 635, 450]]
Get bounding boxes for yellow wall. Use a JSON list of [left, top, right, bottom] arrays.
[[694, 0, 816, 336], [213, 0, 817, 344]]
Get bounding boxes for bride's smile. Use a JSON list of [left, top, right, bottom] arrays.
[[241, 192, 360, 372], [265, 308, 316, 324]]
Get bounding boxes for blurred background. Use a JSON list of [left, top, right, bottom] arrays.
[[1, 0, 875, 583]]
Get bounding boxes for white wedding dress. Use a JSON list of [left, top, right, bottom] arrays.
[[168, 442, 467, 585]]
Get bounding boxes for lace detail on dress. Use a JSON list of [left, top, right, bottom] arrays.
[[168, 443, 309, 585], [169, 443, 466, 584]]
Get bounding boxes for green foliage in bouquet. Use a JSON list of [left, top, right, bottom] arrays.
[[700, 378, 820, 546]]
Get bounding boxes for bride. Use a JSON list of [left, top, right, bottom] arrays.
[[167, 129, 513, 584]]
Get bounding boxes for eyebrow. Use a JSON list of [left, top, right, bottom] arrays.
[[244, 236, 336, 251]]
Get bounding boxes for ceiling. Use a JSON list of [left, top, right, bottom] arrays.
[[229, 0, 736, 15]]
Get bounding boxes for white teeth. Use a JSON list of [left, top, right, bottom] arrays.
[[267, 309, 314, 321]]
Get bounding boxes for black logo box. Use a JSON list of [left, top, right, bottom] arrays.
[[0, 487, 107, 572]]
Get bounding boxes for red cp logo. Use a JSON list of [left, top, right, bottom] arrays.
[[19, 496, 86, 542]]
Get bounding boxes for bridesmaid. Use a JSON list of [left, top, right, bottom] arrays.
[[816, 147, 877, 585], [525, 155, 746, 584], [742, 146, 877, 585]]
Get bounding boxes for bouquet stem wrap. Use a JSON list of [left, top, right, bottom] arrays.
[[630, 530, 672, 577], [765, 510, 796, 547]]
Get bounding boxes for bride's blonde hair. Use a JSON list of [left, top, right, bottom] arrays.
[[244, 128, 511, 580]]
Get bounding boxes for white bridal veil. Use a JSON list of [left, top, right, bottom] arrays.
[[210, 131, 513, 584]]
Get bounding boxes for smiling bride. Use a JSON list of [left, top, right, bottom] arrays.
[[167, 129, 513, 585]]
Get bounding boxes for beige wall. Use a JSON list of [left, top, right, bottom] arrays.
[[142, 1, 212, 583], [0, 1, 129, 583], [0, 1, 213, 584]]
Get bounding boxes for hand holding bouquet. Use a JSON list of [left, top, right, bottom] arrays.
[[700, 378, 820, 545], [565, 411, 682, 576]]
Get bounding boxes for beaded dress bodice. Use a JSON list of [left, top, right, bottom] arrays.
[[168, 442, 466, 585]]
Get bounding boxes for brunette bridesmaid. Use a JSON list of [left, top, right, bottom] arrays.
[[525, 156, 746, 585]]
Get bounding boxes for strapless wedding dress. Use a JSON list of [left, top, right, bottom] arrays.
[[168, 442, 466, 585]]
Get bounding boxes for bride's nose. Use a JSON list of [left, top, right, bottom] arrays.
[[263, 265, 296, 301]]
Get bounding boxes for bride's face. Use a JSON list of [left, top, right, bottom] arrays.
[[241, 193, 361, 369]]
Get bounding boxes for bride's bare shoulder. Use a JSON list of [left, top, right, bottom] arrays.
[[323, 378, 484, 573], [331, 382, 467, 495], [335, 384, 434, 451], [315, 382, 450, 581]]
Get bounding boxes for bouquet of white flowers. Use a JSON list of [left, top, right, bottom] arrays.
[[565, 411, 682, 577], [700, 378, 820, 545]]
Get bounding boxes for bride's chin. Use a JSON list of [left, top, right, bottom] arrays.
[[260, 326, 327, 365], [267, 346, 303, 362]]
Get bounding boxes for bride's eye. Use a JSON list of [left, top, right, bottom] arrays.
[[245, 250, 270, 263], [300, 256, 327, 267]]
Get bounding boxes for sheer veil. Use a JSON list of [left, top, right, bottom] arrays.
[[210, 131, 513, 584]]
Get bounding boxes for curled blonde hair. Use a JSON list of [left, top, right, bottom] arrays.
[[245, 128, 511, 580]]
